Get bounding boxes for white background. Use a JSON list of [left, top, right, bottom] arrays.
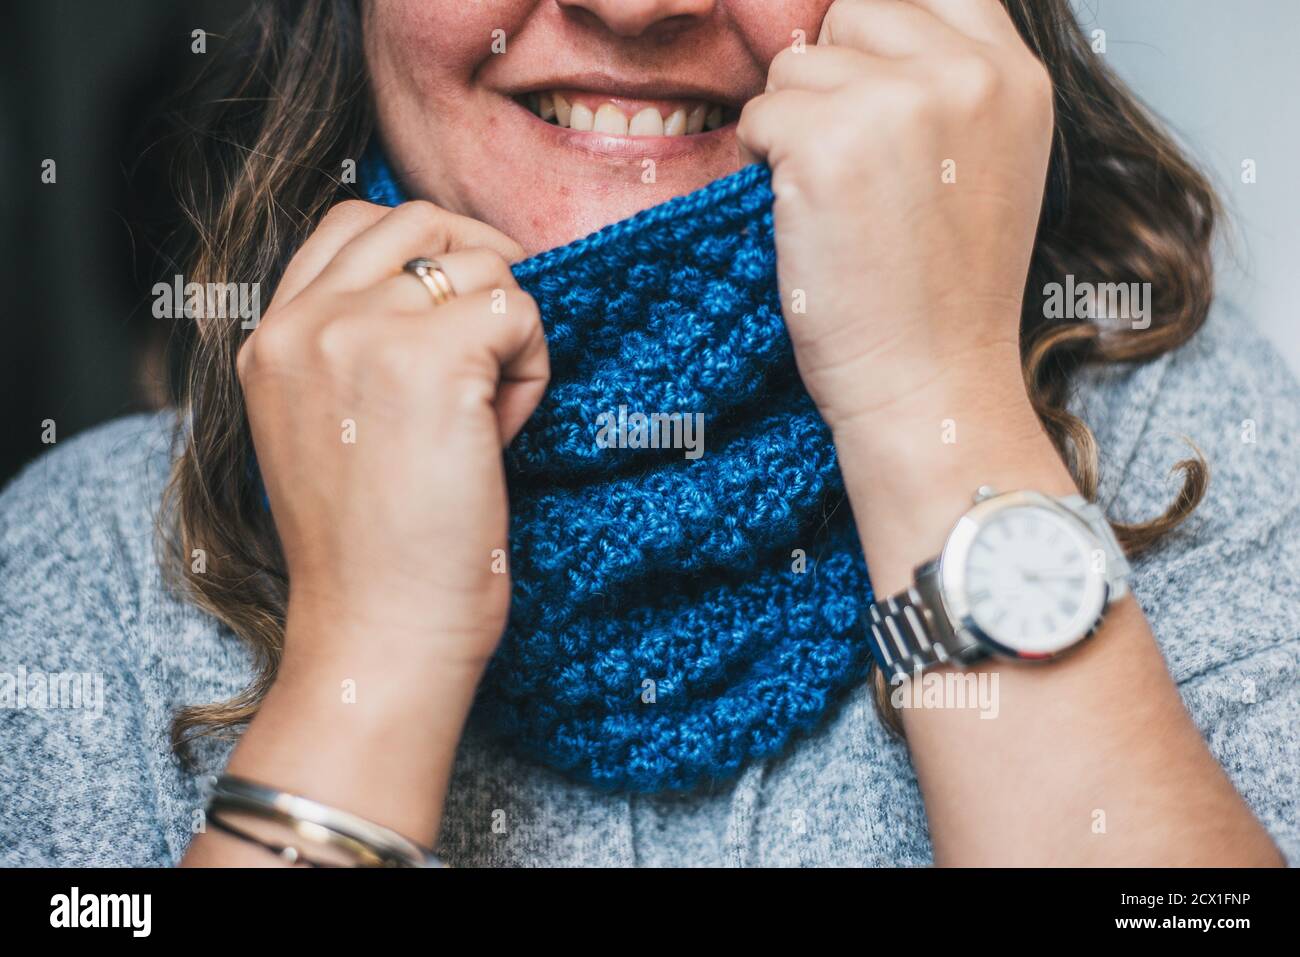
[[1079, 0, 1300, 373]]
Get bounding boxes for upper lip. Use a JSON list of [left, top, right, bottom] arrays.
[[499, 70, 749, 109]]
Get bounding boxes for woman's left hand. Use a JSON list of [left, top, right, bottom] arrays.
[[735, 0, 1286, 871], [737, 0, 1055, 434]]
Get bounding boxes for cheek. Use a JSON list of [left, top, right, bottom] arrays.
[[365, 0, 532, 96], [731, 0, 834, 60]]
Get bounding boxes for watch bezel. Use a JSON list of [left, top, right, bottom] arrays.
[[937, 490, 1110, 662]]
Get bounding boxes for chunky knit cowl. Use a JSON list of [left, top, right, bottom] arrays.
[[361, 152, 874, 792]]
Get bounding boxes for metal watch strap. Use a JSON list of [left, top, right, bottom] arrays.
[[864, 560, 981, 680], [863, 491, 1129, 679]]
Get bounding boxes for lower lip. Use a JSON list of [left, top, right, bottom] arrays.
[[505, 96, 735, 161]]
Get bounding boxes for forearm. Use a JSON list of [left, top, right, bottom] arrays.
[[181, 609, 483, 866], [833, 365, 1282, 866]]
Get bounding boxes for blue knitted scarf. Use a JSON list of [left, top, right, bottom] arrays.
[[360, 152, 873, 792]]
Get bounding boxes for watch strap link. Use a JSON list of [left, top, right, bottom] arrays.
[[864, 561, 977, 679]]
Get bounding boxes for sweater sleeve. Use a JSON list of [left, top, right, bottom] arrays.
[[1140, 507, 1300, 865], [1082, 307, 1300, 865], [1179, 634, 1300, 865], [0, 416, 175, 866]]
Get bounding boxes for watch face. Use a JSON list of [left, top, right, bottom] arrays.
[[955, 503, 1108, 658]]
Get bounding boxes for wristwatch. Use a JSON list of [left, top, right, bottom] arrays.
[[864, 486, 1130, 679]]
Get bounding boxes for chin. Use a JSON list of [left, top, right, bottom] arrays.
[[485, 150, 743, 257]]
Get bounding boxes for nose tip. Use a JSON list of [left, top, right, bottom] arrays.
[[556, 0, 716, 38]]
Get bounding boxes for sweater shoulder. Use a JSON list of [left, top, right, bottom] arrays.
[[0, 411, 178, 616], [0, 410, 178, 534], [1, 410, 179, 512], [0, 411, 184, 865], [1071, 304, 1300, 544], [1071, 306, 1300, 682]]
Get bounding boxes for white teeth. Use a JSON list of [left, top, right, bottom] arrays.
[[568, 102, 594, 132], [593, 103, 628, 135], [629, 107, 664, 137], [527, 93, 725, 136], [686, 104, 707, 135]]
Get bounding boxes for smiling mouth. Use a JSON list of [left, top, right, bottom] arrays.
[[513, 89, 739, 137]]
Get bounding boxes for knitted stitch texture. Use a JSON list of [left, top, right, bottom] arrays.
[[361, 152, 873, 792]]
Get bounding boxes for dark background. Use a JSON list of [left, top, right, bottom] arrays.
[[0, 0, 249, 485]]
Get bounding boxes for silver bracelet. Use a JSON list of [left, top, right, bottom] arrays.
[[208, 774, 446, 868]]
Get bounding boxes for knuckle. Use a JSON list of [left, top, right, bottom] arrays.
[[261, 324, 303, 367], [470, 285, 534, 319], [313, 315, 357, 367], [239, 322, 298, 376], [769, 162, 803, 203], [507, 286, 539, 314], [498, 236, 526, 263], [736, 99, 759, 139], [507, 290, 543, 329], [856, 75, 930, 121], [737, 89, 790, 143], [895, 81, 941, 126], [235, 336, 255, 382], [1022, 59, 1056, 111], [949, 53, 1002, 105], [323, 198, 379, 227], [767, 46, 800, 88], [476, 247, 516, 287], [397, 198, 445, 221], [795, 146, 850, 196], [448, 378, 496, 416], [823, 0, 852, 41]]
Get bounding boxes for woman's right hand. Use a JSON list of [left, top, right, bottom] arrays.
[[238, 198, 548, 676], [184, 198, 546, 866]]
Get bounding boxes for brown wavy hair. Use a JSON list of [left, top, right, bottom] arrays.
[[163, 0, 1214, 750]]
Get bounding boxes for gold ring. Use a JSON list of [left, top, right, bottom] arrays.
[[402, 258, 456, 307]]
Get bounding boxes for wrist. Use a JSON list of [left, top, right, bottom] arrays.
[[225, 617, 490, 847], [831, 377, 1079, 595], [273, 632, 488, 728], [800, 321, 1024, 430], [225, 677, 473, 848], [284, 587, 505, 675]]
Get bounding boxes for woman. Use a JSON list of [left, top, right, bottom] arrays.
[[1, 0, 1295, 867]]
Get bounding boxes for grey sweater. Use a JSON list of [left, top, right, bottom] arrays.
[[2, 305, 1297, 867]]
